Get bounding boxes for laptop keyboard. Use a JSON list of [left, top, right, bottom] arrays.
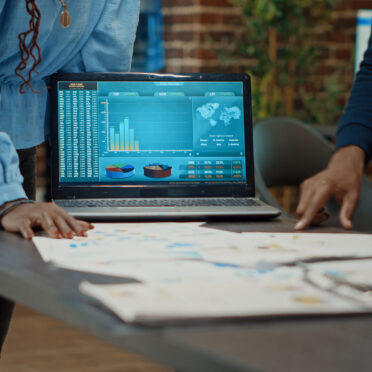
[[58, 198, 261, 208]]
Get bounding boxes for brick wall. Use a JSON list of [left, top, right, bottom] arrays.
[[162, 0, 245, 73], [162, 0, 372, 103]]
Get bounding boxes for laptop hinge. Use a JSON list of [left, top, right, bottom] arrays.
[[66, 195, 76, 199]]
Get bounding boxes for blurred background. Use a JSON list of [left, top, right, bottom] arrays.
[[36, 0, 372, 212]]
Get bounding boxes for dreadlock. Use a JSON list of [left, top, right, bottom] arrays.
[[14, 0, 42, 94]]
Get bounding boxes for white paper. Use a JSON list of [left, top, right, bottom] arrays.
[[80, 264, 371, 324], [307, 259, 372, 304], [33, 225, 372, 270], [32, 222, 239, 266], [32, 224, 372, 323], [32, 224, 372, 283]]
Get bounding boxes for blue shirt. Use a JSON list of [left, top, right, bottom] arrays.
[[0, 0, 140, 149], [0, 0, 139, 205], [0, 132, 27, 205], [336, 31, 372, 162]]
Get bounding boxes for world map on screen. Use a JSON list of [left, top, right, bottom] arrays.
[[197, 103, 241, 127]]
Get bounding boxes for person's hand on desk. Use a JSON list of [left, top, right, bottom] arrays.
[[295, 145, 366, 231], [0, 201, 93, 239]]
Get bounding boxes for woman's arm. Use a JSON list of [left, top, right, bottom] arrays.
[[0, 132, 93, 239], [0, 132, 28, 206]]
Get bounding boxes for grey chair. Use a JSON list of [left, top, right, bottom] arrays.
[[253, 117, 372, 232]]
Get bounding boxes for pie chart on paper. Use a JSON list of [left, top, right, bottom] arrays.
[[105, 164, 135, 179]]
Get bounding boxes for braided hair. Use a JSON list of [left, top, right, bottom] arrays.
[[15, 0, 42, 94]]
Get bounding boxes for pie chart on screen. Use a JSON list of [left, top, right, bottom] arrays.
[[143, 164, 172, 178], [105, 164, 135, 179]]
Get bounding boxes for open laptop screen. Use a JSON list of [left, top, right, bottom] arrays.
[[56, 79, 247, 188]]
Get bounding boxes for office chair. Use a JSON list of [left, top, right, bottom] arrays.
[[253, 117, 372, 232]]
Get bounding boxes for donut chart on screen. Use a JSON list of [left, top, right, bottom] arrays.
[[105, 164, 135, 179], [144, 164, 172, 178]]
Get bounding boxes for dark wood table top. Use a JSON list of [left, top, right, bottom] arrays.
[[1, 216, 371, 372]]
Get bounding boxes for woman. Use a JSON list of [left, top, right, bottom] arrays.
[[0, 0, 139, 355]]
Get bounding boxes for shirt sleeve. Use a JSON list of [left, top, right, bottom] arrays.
[[0, 132, 27, 206], [336, 32, 372, 162], [59, 0, 140, 73]]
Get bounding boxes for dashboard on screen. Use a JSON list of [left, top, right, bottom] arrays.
[[57, 80, 247, 187]]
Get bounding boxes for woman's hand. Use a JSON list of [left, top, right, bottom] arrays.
[[1, 201, 93, 239], [295, 145, 366, 230]]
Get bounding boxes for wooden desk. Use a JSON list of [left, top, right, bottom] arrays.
[[1, 217, 371, 372]]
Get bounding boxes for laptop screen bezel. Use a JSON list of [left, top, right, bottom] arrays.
[[50, 72, 255, 199]]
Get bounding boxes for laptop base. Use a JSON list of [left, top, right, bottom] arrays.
[[55, 197, 281, 221]]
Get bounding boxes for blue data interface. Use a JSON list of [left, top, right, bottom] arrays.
[[57, 81, 247, 184]]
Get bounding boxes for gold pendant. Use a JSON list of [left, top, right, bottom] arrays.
[[60, 8, 71, 28]]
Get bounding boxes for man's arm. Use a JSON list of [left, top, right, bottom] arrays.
[[336, 33, 372, 161], [295, 34, 372, 230], [295, 145, 366, 230]]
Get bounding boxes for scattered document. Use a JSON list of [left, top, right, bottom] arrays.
[[80, 264, 372, 324], [218, 232, 372, 266], [32, 222, 239, 267], [32, 224, 372, 271], [31, 223, 372, 324], [307, 259, 372, 304]]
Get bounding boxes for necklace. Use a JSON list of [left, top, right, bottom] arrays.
[[59, 0, 71, 28]]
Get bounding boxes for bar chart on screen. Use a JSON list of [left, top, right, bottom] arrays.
[[108, 118, 139, 152], [99, 95, 193, 156]]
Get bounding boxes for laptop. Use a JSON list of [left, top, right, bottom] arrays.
[[50, 72, 280, 220]]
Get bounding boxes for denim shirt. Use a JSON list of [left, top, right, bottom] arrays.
[[0, 0, 139, 204], [0, 0, 139, 149], [0, 132, 27, 205]]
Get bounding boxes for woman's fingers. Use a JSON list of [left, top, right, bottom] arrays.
[[53, 214, 74, 238], [19, 219, 34, 240], [59, 210, 92, 237], [40, 211, 61, 238], [44, 209, 93, 238], [1, 202, 93, 239]]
